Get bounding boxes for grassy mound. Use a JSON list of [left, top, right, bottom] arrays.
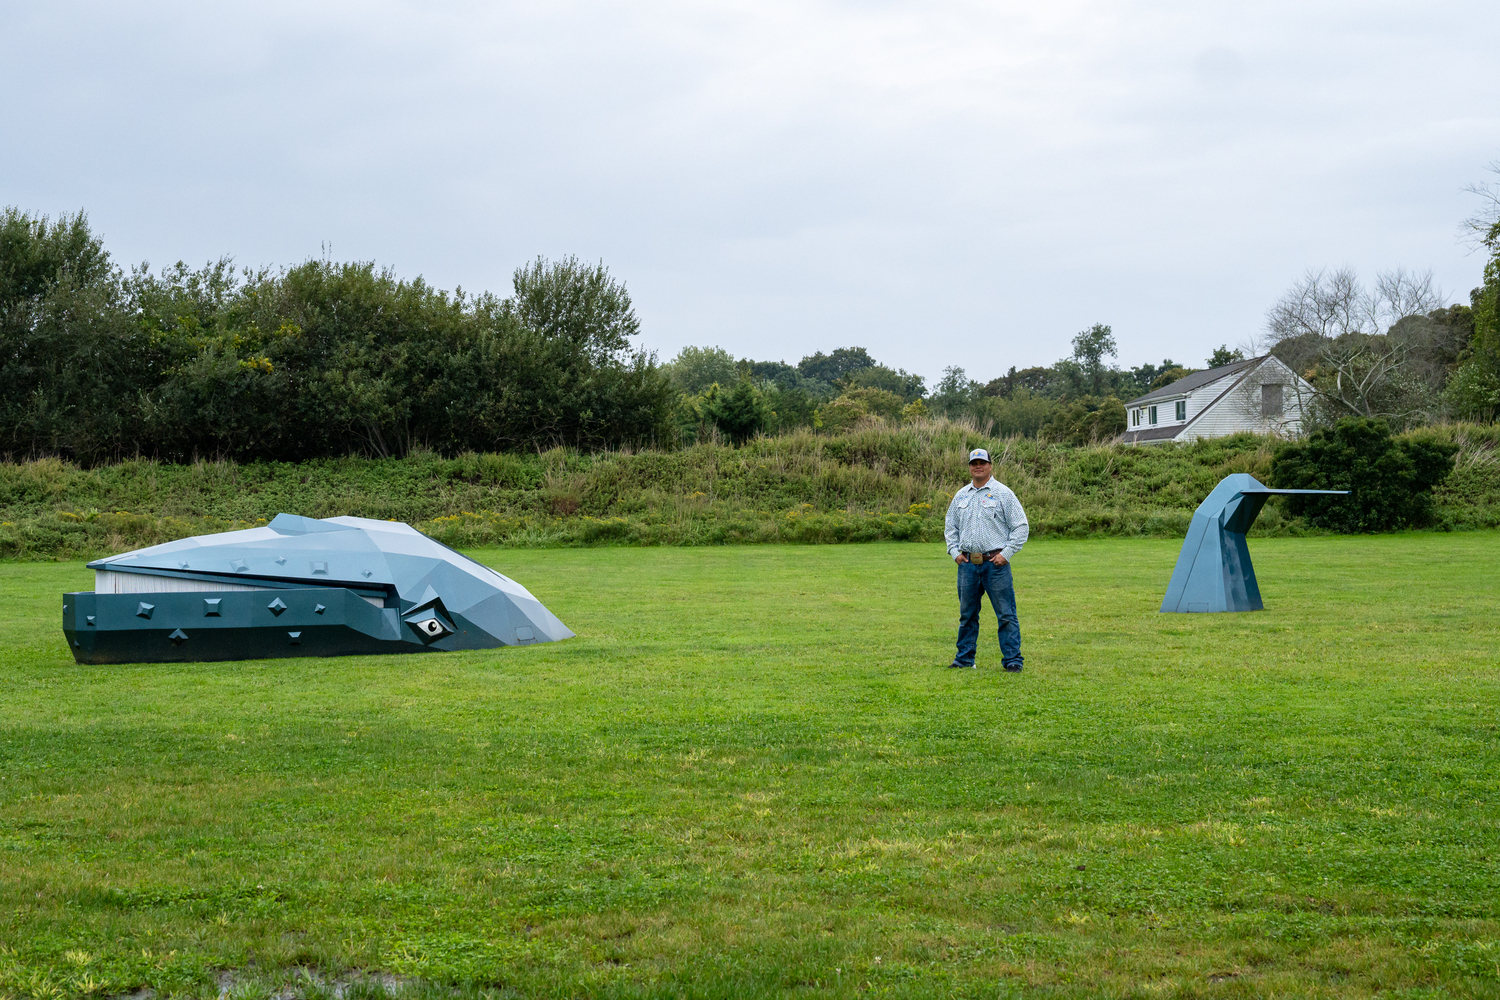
[[1, 420, 1497, 559]]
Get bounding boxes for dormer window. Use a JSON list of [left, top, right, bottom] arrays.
[[1149, 405, 1158, 425], [1175, 400, 1186, 421], [1262, 383, 1284, 417]]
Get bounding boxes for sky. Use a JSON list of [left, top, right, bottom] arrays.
[[2, 0, 1497, 385]]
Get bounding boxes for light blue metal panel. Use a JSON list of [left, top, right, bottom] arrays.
[[1161, 474, 1346, 613]]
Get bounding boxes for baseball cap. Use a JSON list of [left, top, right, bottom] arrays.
[[968, 448, 991, 463]]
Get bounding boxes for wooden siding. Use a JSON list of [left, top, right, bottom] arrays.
[[1177, 356, 1308, 442]]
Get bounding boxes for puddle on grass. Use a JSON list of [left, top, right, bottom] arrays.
[[220, 970, 418, 1000], [113, 970, 422, 1000]]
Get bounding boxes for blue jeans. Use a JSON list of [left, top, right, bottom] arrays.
[[955, 559, 1022, 668]]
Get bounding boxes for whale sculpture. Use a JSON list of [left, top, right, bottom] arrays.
[[63, 513, 573, 662], [1161, 473, 1347, 613]]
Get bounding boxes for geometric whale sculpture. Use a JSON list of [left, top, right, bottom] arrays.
[[1161, 473, 1348, 613], [63, 513, 573, 663]]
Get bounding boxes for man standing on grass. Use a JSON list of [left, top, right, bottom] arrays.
[[943, 447, 1029, 671]]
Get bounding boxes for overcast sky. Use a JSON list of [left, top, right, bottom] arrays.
[[3, 1, 1497, 384]]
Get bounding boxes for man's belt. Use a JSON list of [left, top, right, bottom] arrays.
[[966, 549, 1002, 564]]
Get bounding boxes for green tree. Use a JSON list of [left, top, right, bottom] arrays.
[[510, 255, 640, 362], [1123, 359, 1181, 398], [0, 207, 112, 306], [1269, 417, 1457, 532], [1444, 358, 1500, 420], [696, 378, 770, 444], [1462, 224, 1500, 416], [1149, 366, 1194, 391], [984, 366, 1058, 399], [1440, 162, 1500, 422], [1463, 160, 1500, 375], [1206, 345, 1246, 367], [139, 255, 674, 459], [0, 210, 672, 459], [759, 382, 818, 432], [976, 388, 1056, 438], [1386, 305, 1474, 401], [0, 208, 143, 459], [846, 364, 926, 402], [1071, 323, 1117, 396], [448, 261, 673, 451], [929, 366, 980, 416], [815, 387, 903, 433], [1043, 395, 1126, 446], [664, 346, 739, 395], [797, 346, 875, 384]]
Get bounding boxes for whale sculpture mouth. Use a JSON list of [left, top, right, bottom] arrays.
[[63, 513, 574, 664]]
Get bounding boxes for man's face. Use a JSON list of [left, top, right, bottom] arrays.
[[970, 460, 992, 480]]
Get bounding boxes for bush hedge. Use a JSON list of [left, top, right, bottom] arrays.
[[3, 419, 1496, 560]]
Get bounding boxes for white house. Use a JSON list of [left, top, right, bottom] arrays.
[[1119, 355, 1313, 446]]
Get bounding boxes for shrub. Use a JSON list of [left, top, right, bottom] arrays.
[[1445, 358, 1500, 421], [815, 387, 904, 433], [1269, 417, 1458, 532], [1043, 396, 1127, 446], [699, 379, 770, 444]]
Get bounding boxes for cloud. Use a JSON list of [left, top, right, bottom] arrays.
[[2, 0, 1497, 380]]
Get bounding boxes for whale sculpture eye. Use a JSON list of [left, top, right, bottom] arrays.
[[404, 611, 454, 642]]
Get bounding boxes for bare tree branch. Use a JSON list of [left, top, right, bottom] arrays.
[[1461, 159, 1500, 252], [1372, 267, 1442, 321], [1263, 266, 1442, 352], [1307, 337, 1435, 429]]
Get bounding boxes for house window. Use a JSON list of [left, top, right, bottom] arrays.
[[1261, 383, 1284, 417], [1132, 409, 1140, 426], [1175, 400, 1186, 421], [1149, 405, 1157, 425]]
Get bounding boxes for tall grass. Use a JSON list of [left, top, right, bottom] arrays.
[[2, 419, 1496, 559]]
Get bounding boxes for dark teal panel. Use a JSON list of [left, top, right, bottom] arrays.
[[62, 588, 508, 664]]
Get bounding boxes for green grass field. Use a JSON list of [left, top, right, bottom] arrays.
[[2, 535, 1498, 999]]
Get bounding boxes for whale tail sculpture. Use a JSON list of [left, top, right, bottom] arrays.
[[1161, 474, 1347, 613]]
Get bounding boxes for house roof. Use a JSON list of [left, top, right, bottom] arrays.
[[1126, 356, 1264, 406], [1118, 425, 1184, 444]]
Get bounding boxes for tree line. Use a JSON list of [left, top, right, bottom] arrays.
[[0, 208, 675, 462], [5, 162, 1497, 463], [660, 328, 1237, 446]]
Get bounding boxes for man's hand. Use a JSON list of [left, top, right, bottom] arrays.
[[989, 551, 1009, 566], [954, 553, 969, 564]]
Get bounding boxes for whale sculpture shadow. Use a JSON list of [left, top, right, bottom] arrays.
[[1161, 473, 1348, 613]]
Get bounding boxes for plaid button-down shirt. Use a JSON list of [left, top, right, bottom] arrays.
[[944, 477, 1030, 561]]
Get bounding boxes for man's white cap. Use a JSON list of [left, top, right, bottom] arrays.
[[968, 448, 991, 463]]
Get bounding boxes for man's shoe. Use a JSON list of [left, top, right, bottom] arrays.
[[947, 662, 976, 669], [1003, 663, 1023, 673]]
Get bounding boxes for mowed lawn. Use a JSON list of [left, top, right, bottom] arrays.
[[1, 534, 1498, 999]]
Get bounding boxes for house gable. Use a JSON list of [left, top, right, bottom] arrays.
[[1121, 356, 1311, 445]]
